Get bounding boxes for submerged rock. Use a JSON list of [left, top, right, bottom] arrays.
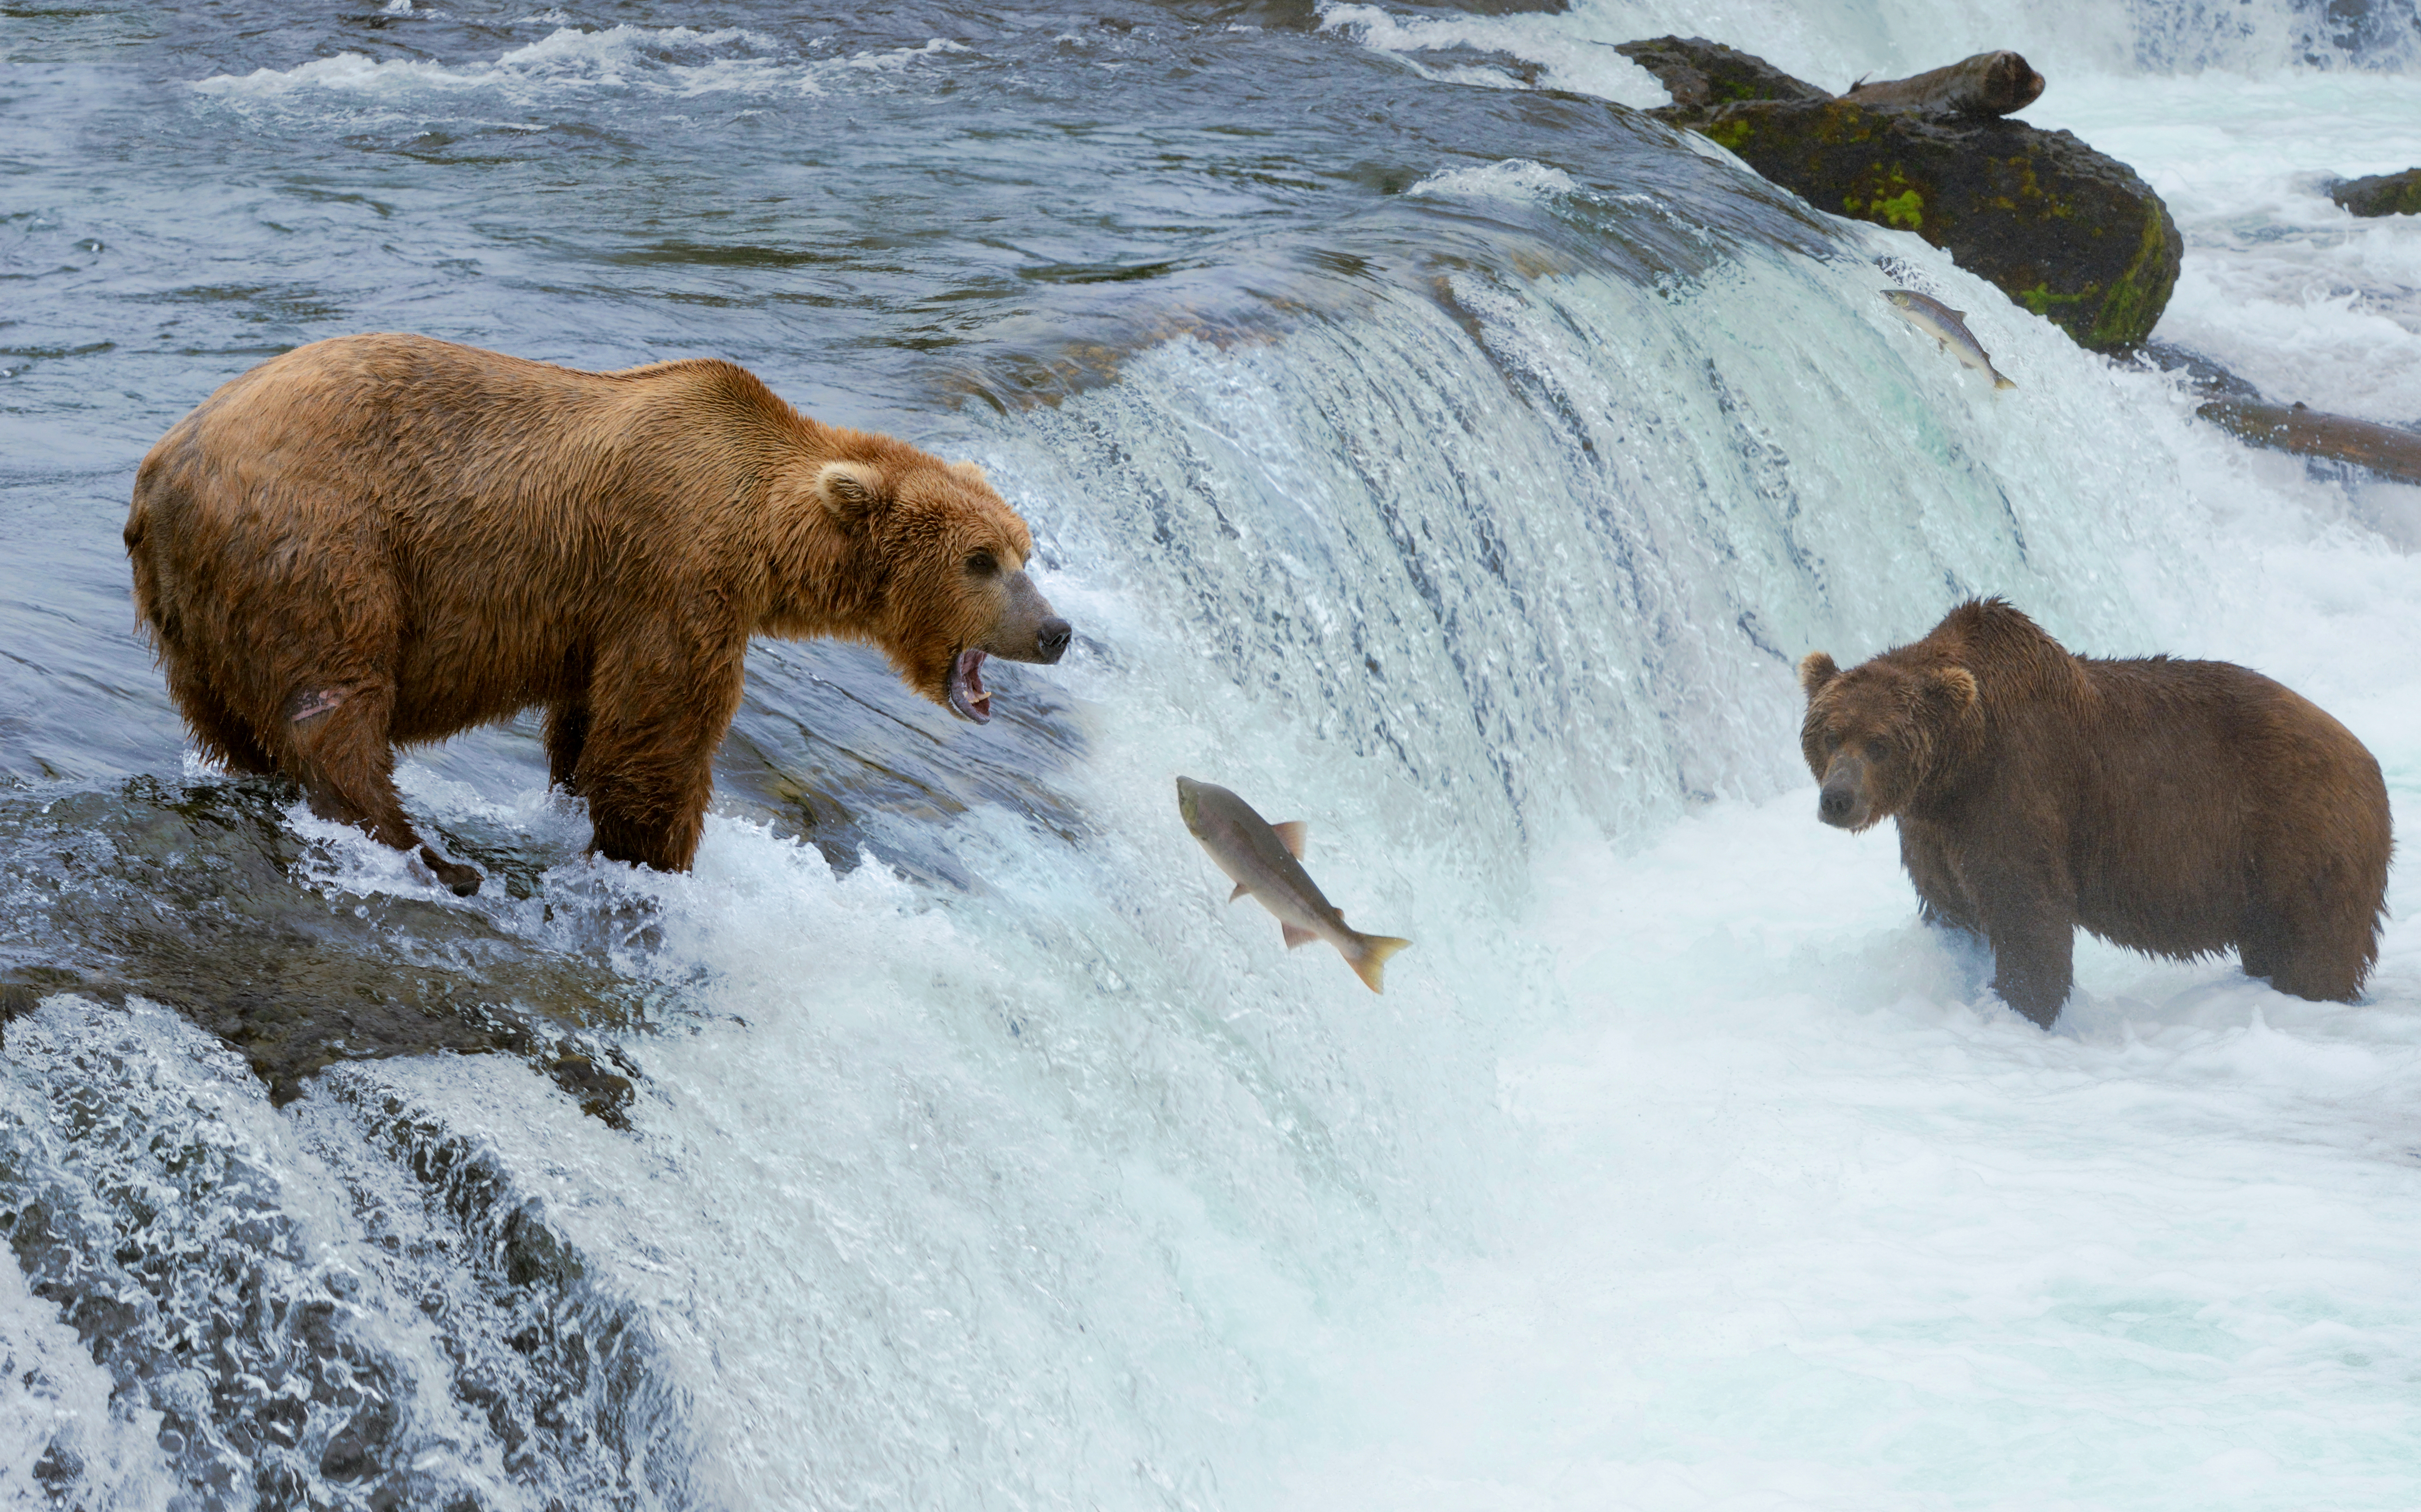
[[2329, 168, 2421, 217], [1623, 37, 2181, 351]]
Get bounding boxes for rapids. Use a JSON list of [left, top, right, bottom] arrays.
[[3, 0, 2418, 1507]]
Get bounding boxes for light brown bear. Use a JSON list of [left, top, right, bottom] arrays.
[[125, 333, 1070, 896], [1799, 598, 2391, 1026]]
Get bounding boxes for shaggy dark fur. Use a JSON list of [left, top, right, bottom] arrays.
[[126, 333, 1068, 895], [1798, 598, 2392, 1025]]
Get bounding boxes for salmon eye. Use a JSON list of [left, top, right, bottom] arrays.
[[965, 550, 998, 578]]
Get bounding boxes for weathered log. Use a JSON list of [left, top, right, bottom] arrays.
[[1610, 36, 1828, 111], [2197, 397, 2421, 486], [1842, 51, 2044, 116], [2329, 169, 2421, 218]]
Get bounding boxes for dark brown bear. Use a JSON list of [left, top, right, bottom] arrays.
[[1798, 598, 2391, 1025], [125, 333, 1072, 896]]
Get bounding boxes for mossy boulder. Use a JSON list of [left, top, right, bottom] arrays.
[[2330, 169, 2421, 218], [1688, 100, 2180, 349], [1620, 38, 2181, 352]]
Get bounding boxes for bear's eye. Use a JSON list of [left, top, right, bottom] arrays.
[[1822, 730, 1842, 752], [965, 550, 999, 578], [1866, 739, 1892, 762]]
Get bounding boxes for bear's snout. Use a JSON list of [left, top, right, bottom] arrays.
[[986, 570, 1072, 665], [1818, 759, 1869, 829]]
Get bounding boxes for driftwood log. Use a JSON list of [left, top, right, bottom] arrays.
[[1843, 51, 2045, 116], [2198, 398, 2421, 486]]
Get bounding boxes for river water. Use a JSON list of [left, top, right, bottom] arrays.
[[4, 1, 2419, 1507]]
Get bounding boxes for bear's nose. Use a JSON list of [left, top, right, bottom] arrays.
[[1035, 617, 1072, 664], [1819, 781, 1857, 824]]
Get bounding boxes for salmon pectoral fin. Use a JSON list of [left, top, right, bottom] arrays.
[[1281, 922, 1316, 949], [1348, 934, 1412, 994], [1229, 882, 1251, 903], [1270, 820, 1307, 859]]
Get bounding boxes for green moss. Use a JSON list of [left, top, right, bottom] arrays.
[[1700, 118, 1753, 152], [1813, 102, 1877, 146], [1839, 165, 1924, 231], [2085, 203, 2179, 348], [2015, 282, 2088, 314], [1870, 188, 1923, 229]]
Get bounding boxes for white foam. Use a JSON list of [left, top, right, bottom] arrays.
[[1319, 2, 1671, 106], [187, 25, 967, 108], [1406, 158, 1584, 204], [2027, 71, 2421, 424]]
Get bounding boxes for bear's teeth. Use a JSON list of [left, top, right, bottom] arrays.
[[950, 648, 993, 722]]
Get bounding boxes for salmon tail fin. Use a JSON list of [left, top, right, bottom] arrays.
[[1993, 373, 2018, 391], [1348, 933, 1412, 994]]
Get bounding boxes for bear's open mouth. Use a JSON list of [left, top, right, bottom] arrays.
[[946, 648, 991, 723]]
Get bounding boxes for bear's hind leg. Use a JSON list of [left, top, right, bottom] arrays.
[[286, 682, 483, 897], [165, 666, 280, 776], [2241, 890, 2377, 1004]]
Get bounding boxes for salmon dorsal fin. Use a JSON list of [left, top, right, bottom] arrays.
[[1281, 921, 1317, 949], [1270, 820, 1307, 859], [1229, 881, 1251, 903], [1948, 308, 1966, 318]]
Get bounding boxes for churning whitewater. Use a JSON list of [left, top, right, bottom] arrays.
[[3, 0, 2419, 1508]]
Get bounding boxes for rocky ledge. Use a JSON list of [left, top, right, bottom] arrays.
[[1617, 37, 2181, 352]]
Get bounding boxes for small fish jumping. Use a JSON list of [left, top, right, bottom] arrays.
[[1882, 288, 2016, 390], [1175, 776, 1411, 993]]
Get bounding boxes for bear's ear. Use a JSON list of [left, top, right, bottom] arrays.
[[1797, 651, 1839, 699], [949, 460, 991, 489], [1928, 666, 1980, 712], [816, 461, 886, 524]]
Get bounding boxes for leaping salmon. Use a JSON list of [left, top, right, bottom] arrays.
[[1883, 288, 2017, 390], [1175, 776, 1412, 993]]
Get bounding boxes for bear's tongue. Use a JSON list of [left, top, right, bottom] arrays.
[[947, 648, 992, 723]]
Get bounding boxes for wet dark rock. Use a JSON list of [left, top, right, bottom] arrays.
[[318, 1399, 395, 1481], [1612, 36, 1828, 110], [2330, 168, 2421, 217], [543, 1052, 636, 1128], [1628, 37, 2181, 351], [0, 775, 646, 1114]]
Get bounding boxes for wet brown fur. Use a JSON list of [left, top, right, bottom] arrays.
[[1798, 598, 2392, 1025], [126, 333, 1046, 888]]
